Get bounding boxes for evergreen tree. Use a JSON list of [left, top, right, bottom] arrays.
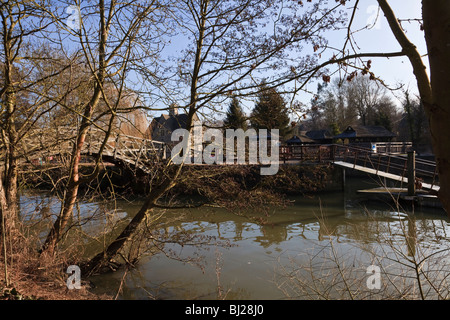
[[224, 96, 248, 130], [250, 84, 291, 138]]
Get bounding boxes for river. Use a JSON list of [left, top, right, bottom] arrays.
[[20, 176, 450, 300]]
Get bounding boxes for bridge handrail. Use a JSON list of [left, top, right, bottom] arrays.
[[280, 143, 438, 185], [7, 126, 168, 170]]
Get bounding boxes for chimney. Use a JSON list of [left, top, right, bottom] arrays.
[[169, 103, 179, 116]]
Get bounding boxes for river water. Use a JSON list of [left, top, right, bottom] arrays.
[[20, 177, 450, 300]]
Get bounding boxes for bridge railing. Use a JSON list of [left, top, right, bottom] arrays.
[[86, 128, 167, 164], [346, 142, 413, 154], [333, 144, 439, 189], [16, 126, 168, 171], [280, 143, 439, 189], [280, 145, 333, 163]]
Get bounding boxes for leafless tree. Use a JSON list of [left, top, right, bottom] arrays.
[[38, 0, 170, 255], [310, 0, 450, 216], [0, 0, 63, 233], [82, 0, 349, 274]]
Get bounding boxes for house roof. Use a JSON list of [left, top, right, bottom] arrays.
[[286, 135, 316, 144], [305, 130, 333, 141], [155, 113, 190, 131], [334, 125, 396, 140], [146, 112, 198, 142]]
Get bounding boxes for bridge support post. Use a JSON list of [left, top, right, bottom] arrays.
[[342, 168, 346, 191], [408, 151, 416, 196], [162, 145, 167, 160]]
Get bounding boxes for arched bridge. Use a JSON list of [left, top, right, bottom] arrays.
[[19, 127, 167, 174], [18, 128, 439, 194]]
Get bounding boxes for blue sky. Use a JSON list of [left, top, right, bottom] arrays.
[[325, 0, 426, 102], [64, 0, 424, 120], [231, 0, 427, 118]]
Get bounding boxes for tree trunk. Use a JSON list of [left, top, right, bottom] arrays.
[[41, 0, 108, 254], [422, 0, 450, 215], [0, 174, 12, 235], [41, 101, 99, 254], [2, 30, 19, 229], [4, 104, 18, 228], [40, 132, 83, 254], [378, 0, 450, 216], [0, 173, 10, 287], [82, 179, 177, 276]]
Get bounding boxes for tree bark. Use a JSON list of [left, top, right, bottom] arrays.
[[378, 0, 450, 216], [4, 92, 18, 227], [421, 0, 450, 215], [40, 0, 109, 254], [0, 174, 12, 235], [41, 115, 93, 254], [1, 14, 19, 230]]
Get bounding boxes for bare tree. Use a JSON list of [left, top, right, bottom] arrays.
[[0, 0, 70, 234], [308, 76, 396, 132], [39, 0, 169, 255], [310, 0, 450, 216], [82, 0, 349, 274]]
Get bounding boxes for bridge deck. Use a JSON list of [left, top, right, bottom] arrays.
[[333, 161, 440, 192], [17, 130, 439, 194]]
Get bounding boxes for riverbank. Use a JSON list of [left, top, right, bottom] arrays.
[[4, 163, 342, 300], [10, 164, 448, 300], [0, 225, 112, 300], [21, 162, 340, 196], [0, 270, 107, 300]]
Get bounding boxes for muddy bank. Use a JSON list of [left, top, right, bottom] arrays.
[[21, 163, 343, 198]]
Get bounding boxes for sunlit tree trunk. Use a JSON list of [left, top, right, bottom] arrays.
[[1, 4, 19, 231], [41, 0, 107, 254], [421, 0, 450, 215], [41, 98, 101, 254], [377, 0, 450, 216]]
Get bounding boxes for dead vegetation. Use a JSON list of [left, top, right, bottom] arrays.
[[0, 223, 112, 300]]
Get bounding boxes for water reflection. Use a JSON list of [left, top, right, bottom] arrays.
[[19, 177, 450, 299], [93, 179, 447, 299]]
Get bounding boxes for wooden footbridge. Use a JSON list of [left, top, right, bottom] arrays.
[[18, 126, 167, 174], [280, 143, 439, 194], [15, 127, 439, 195]]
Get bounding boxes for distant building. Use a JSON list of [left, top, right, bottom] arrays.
[[286, 128, 334, 145], [334, 125, 396, 143], [285, 134, 316, 145], [90, 99, 150, 140], [146, 104, 199, 144], [305, 130, 334, 144], [116, 109, 150, 139]]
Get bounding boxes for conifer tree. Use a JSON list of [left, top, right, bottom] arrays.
[[250, 85, 291, 139], [224, 96, 248, 130]]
